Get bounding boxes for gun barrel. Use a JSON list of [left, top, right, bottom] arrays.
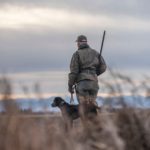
[[100, 30, 106, 56]]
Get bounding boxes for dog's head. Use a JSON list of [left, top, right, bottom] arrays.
[[51, 97, 66, 107]]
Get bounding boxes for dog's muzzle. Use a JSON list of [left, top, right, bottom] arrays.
[[51, 103, 56, 107]]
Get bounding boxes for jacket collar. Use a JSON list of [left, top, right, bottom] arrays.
[[78, 43, 89, 50]]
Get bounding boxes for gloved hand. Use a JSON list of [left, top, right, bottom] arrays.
[[68, 85, 74, 94]]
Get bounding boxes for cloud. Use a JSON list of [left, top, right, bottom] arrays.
[[0, 1, 150, 72], [1, 4, 150, 32], [1, 0, 150, 20], [0, 27, 149, 73]]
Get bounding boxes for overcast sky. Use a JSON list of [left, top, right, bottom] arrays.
[[0, 0, 150, 73]]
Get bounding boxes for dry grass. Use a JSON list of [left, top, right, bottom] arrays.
[[0, 71, 150, 150], [0, 109, 150, 150]]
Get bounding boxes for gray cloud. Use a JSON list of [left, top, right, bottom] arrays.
[[0, 28, 150, 72], [0, 0, 150, 73]]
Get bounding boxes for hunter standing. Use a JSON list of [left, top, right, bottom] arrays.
[[68, 35, 106, 118]]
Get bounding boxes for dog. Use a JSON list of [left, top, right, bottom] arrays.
[[51, 97, 99, 130], [51, 97, 79, 130], [51, 97, 79, 119]]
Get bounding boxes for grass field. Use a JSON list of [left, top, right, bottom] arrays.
[[0, 70, 150, 150], [0, 108, 150, 150]]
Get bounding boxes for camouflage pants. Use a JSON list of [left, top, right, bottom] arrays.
[[76, 80, 99, 119]]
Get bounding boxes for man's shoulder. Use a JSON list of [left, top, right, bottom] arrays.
[[88, 47, 99, 56], [90, 48, 99, 53], [72, 50, 79, 57], [71, 51, 80, 61]]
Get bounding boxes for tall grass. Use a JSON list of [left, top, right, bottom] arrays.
[[0, 70, 150, 150]]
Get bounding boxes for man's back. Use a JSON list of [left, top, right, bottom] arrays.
[[77, 47, 99, 72], [76, 47, 99, 82]]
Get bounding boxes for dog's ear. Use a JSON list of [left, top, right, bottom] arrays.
[[55, 97, 62, 100], [54, 97, 66, 106], [54, 97, 63, 105]]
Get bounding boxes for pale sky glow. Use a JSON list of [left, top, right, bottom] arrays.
[[1, 4, 150, 31], [1, 5, 109, 29]]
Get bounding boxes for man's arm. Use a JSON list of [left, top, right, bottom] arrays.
[[96, 55, 107, 76], [68, 52, 80, 93]]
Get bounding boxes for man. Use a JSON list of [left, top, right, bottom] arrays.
[[68, 35, 106, 119]]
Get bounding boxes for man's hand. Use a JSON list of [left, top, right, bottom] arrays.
[[68, 85, 74, 94]]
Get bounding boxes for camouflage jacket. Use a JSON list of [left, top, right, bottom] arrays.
[[68, 44, 104, 86]]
